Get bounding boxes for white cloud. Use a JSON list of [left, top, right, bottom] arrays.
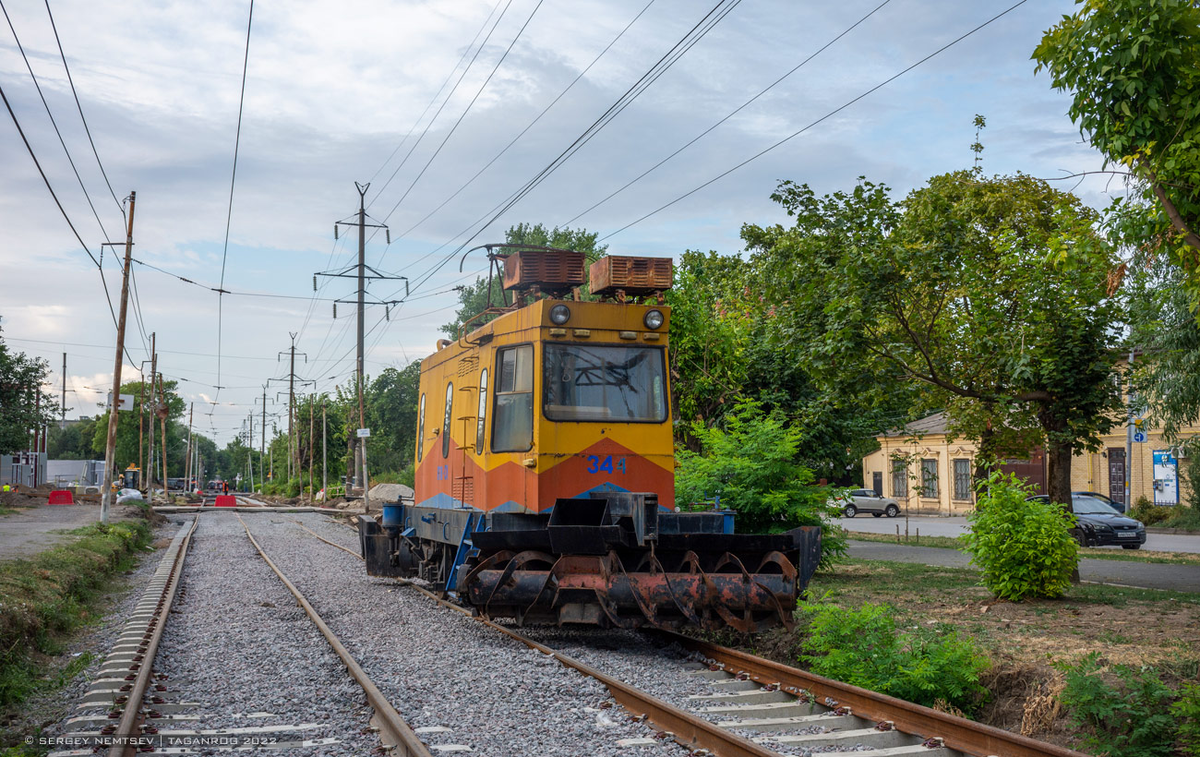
[[1, 0, 1116, 442]]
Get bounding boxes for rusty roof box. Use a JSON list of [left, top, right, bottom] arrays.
[[589, 256, 673, 296], [502, 249, 585, 292]]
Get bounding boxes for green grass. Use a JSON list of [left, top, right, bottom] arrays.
[[0, 520, 150, 708], [846, 531, 1200, 565]]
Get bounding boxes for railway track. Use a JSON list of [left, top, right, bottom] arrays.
[[312, 514, 1089, 757], [49, 514, 413, 757], [50, 511, 1088, 757]]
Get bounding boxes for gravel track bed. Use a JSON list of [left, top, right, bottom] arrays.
[[249, 513, 695, 757], [289, 514, 860, 754], [111, 514, 377, 756]]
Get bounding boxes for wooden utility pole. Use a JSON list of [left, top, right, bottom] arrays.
[[158, 371, 167, 499], [184, 402, 193, 489], [146, 334, 157, 495], [137, 367, 146, 485], [260, 386, 266, 486], [100, 190, 135, 524]]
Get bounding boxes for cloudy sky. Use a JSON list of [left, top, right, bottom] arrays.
[[1, 0, 1116, 444]]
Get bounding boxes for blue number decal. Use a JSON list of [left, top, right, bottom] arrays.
[[599, 455, 614, 474], [586, 455, 600, 474], [616, 457, 626, 474]]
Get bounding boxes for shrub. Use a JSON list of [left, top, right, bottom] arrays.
[[961, 471, 1077, 601], [675, 400, 845, 567], [1160, 506, 1200, 531], [1174, 683, 1200, 757], [798, 601, 989, 712], [1130, 501, 1173, 526], [1059, 652, 1176, 757], [284, 478, 301, 498]]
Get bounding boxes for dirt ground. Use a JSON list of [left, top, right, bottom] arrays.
[[0, 488, 144, 559]]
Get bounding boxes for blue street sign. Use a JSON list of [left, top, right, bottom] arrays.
[[1133, 431, 1147, 443]]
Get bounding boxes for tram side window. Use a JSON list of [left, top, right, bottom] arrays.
[[492, 345, 533, 452], [442, 382, 454, 459], [416, 393, 426, 463], [476, 369, 488, 454]]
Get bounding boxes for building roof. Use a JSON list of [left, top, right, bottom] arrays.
[[881, 411, 950, 438]]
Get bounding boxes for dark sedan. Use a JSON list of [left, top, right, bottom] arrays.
[[1026, 494, 1147, 549]]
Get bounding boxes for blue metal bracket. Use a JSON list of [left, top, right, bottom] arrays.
[[445, 512, 483, 596]]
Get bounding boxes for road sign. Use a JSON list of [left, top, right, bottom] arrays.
[[106, 393, 134, 411], [1133, 431, 1147, 443], [357, 428, 371, 438]]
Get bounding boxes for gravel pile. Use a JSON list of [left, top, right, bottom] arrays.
[[247, 513, 695, 757], [135, 514, 377, 756]]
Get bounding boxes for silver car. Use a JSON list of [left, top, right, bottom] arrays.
[[841, 489, 901, 518]]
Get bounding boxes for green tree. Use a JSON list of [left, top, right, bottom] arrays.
[[441, 223, 608, 337], [1034, 0, 1200, 294], [90, 379, 186, 479], [1126, 252, 1200, 447], [675, 399, 845, 566], [745, 171, 1123, 507], [365, 362, 421, 475], [46, 417, 98, 460], [666, 251, 753, 429], [0, 327, 56, 454]]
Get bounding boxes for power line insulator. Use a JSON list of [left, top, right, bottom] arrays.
[[385, 229, 391, 245], [333, 303, 337, 319], [313, 275, 317, 291], [333, 225, 339, 240]]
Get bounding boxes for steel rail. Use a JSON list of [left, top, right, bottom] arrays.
[[107, 517, 198, 757], [661, 631, 1091, 757], [236, 515, 433, 757], [293, 520, 362, 559]]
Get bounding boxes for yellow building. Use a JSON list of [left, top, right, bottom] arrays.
[[861, 412, 1194, 515]]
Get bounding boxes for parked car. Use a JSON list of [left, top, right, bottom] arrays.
[[1073, 490, 1126, 514], [1026, 494, 1147, 549], [839, 489, 902, 518]]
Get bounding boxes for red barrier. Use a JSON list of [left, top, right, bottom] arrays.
[[48, 490, 75, 505], [214, 495, 237, 507]]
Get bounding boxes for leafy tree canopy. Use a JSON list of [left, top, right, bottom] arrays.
[[1034, 0, 1200, 294], [0, 326, 56, 455], [743, 171, 1123, 506]]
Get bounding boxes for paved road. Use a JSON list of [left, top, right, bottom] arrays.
[[0, 502, 141, 559], [848, 541, 1200, 593], [842, 514, 1200, 554]]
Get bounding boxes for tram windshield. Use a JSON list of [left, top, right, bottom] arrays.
[[542, 344, 667, 422]]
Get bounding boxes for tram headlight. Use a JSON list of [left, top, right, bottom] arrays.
[[550, 304, 572, 325], [643, 309, 664, 330]]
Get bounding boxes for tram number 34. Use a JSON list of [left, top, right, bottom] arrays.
[[586, 455, 626, 474]]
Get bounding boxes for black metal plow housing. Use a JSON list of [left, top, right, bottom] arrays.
[[358, 493, 822, 633]]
